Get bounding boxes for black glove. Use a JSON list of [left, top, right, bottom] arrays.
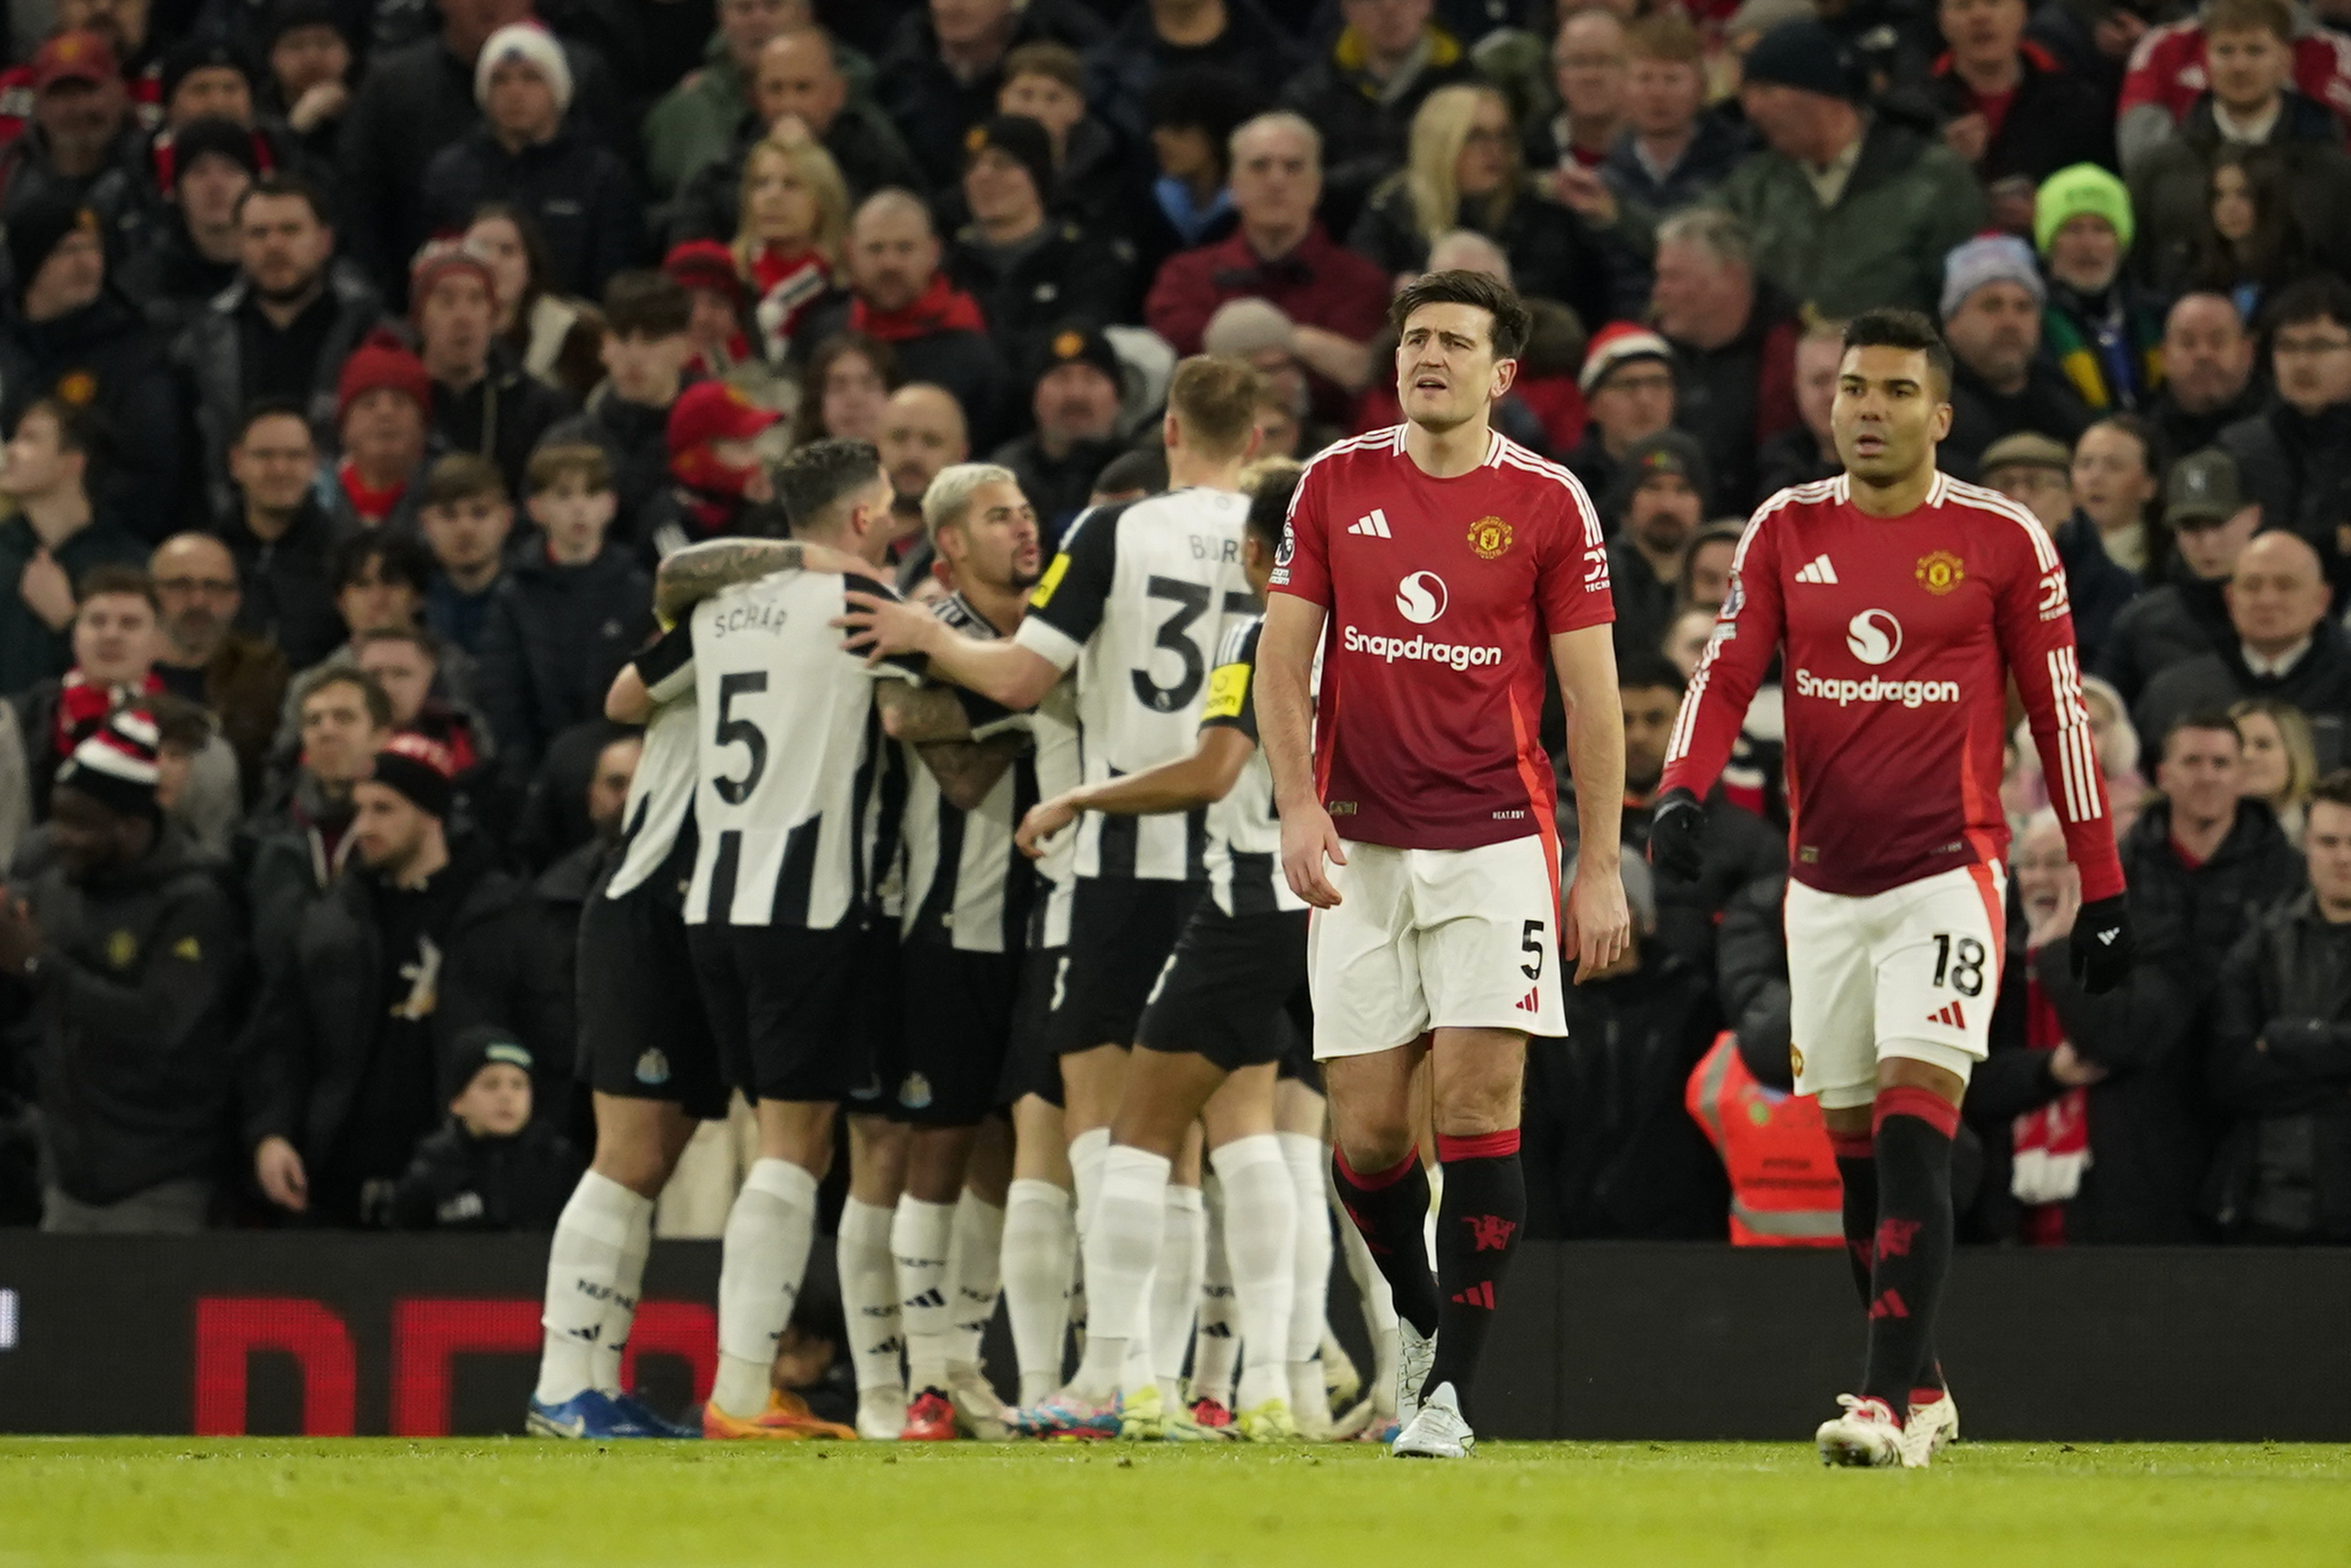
[[1647, 787, 1706, 883], [2069, 893, 2133, 995]]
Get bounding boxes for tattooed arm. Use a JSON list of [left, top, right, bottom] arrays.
[[654, 538, 878, 621], [915, 734, 1029, 812], [875, 681, 976, 744]]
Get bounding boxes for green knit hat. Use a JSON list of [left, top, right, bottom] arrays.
[[2034, 163, 2133, 257]]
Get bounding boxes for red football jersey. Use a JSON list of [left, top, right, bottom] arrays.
[[2118, 17, 2351, 130], [1270, 425, 1614, 853], [1660, 472, 2125, 902]]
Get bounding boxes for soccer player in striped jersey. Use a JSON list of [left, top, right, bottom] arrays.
[[840, 357, 1268, 1439], [530, 527, 870, 1443], [874, 463, 1046, 1440], [1650, 309, 2135, 1468], [633, 438, 922, 1441], [1007, 463, 1318, 1441]]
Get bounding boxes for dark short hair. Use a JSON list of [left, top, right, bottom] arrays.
[[353, 624, 442, 666], [526, 440, 612, 497], [1093, 446, 1166, 497], [774, 437, 883, 537], [1245, 463, 1299, 550], [420, 452, 508, 511], [1145, 66, 1265, 169], [234, 396, 313, 445], [2309, 768, 2351, 813], [17, 396, 95, 458], [1618, 649, 1687, 698], [142, 692, 214, 755], [2164, 708, 2245, 758], [331, 531, 433, 596], [2264, 274, 2351, 339], [602, 269, 692, 339], [294, 662, 393, 729], [1389, 269, 1534, 360], [77, 563, 158, 613], [234, 172, 331, 226], [1842, 307, 1955, 397], [2206, 0, 2293, 41]]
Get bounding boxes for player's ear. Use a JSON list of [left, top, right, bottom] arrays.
[[1491, 354, 1518, 401], [1930, 396, 1953, 444]]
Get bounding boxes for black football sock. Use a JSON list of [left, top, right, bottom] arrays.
[[1829, 1130, 1878, 1308], [1332, 1146, 1440, 1338], [1427, 1131, 1525, 1425], [1859, 1087, 1959, 1420]]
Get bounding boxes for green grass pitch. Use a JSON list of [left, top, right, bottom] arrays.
[[5, 1438, 2349, 1567]]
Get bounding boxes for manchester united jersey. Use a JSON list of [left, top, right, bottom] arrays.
[[1269, 425, 1614, 853], [1660, 472, 2125, 901]]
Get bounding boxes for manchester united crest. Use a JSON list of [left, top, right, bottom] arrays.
[[1790, 1044, 1806, 1078], [1467, 516, 1513, 559], [1915, 550, 1965, 596]]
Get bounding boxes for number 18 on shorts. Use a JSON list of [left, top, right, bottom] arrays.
[[1784, 863, 2007, 1109]]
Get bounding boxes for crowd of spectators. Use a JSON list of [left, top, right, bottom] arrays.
[[0, 0, 2349, 1248]]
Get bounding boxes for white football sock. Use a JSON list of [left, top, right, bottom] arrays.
[[1000, 1178, 1073, 1405], [1069, 1144, 1168, 1400], [892, 1196, 957, 1395], [711, 1159, 817, 1418], [1151, 1182, 1206, 1408], [597, 1189, 654, 1396], [1333, 1165, 1399, 1411], [1068, 1126, 1111, 1234], [535, 1171, 651, 1406], [947, 1193, 1005, 1372], [1279, 1132, 1334, 1366], [1212, 1135, 1297, 1413], [838, 1197, 905, 1401], [1189, 1176, 1239, 1407]]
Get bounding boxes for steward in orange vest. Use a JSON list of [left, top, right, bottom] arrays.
[[1686, 1031, 1843, 1246]]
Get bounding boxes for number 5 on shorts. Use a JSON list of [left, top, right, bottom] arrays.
[[1521, 919, 1544, 981]]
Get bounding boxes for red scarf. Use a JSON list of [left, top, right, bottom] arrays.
[[2012, 955, 2090, 1246], [338, 458, 407, 525], [751, 246, 831, 359], [53, 668, 163, 757], [849, 272, 988, 344]]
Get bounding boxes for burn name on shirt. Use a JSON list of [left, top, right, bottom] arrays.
[[1339, 625, 1504, 671], [1792, 669, 1962, 708]]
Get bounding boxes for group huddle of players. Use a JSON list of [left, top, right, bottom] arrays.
[[516, 267, 2135, 1467]]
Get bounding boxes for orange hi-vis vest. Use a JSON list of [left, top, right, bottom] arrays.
[[1685, 1031, 1844, 1247]]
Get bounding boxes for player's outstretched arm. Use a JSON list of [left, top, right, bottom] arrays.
[[1014, 727, 1253, 859], [837, 589, 1063, 711], [654, 538, 881, 621], [1257, 593, 1344, 909], [1552, 622, 1630, 980]]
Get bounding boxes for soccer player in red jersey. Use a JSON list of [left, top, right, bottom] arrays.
[[1256, 270, 1631, 1460], [1650, 309, 2136, 1468]]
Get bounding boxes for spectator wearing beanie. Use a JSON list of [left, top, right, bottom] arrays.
[[1565, 321, 1675, 509], [635, 378, 781, 562], [1713, 19, 1985, 318], [421, 23, 645, 302], [2037, 164, 2165, 415], [0, 32, 153, 241], [325, 328, 432, 536], [242, 729, 565, 1227], [0, 194, 184, 538], [990, 321, 1126, 545], [1939, 232, 2092, 473], [116, 117, 259, 337], [408, 237, 570, 501], [258, 0, 359, 171], [1, 709, 244, 1233], [334, 0, 618, 304], [1605, 430, 1711, 663], [946, 114, 1133, 371], [149, 35, 309, 191], [176, 174, 388, 528], [389, 1025, 582, 1230]]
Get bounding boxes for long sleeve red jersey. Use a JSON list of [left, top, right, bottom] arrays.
[[1660, 472, 2125, 902]]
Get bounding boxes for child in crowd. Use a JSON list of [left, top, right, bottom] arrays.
[[391, 1026, 582, 1231]]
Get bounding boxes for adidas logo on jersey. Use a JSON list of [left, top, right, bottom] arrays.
[[1927, 1001, 1967, 1029], [1795, 554, 1839, 585], [1349, 509, 1394, 538]]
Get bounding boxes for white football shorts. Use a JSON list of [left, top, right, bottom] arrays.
[[1784, 861, 2007, 1109], [1309, 834, 1566, 1059]]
